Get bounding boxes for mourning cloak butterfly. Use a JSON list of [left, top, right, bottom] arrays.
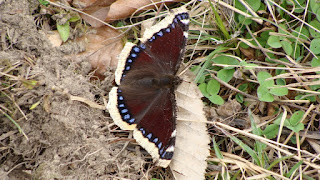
[[107, 7, 189, 167]]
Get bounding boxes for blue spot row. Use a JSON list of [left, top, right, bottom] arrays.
[[117, 91, 135, 124], [138, 127, 164, 152], [176, 13, 188, 20]]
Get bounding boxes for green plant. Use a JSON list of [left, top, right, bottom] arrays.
[[257, 71, 288, 102]]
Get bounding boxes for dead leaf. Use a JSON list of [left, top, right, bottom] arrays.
[[72, 0, 114, 9], [76, 26, 123, 78], [77, 0, 185, 25], [105, 0, 185, 22], [170, 70, 210, 180], [216, 99, 241, 117], [79, 0, 116, 27], [46, 30, 62, 47]]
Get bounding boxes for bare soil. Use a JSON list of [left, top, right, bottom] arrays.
[[0, 0, 148, 179]]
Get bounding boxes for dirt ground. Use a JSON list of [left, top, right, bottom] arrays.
[[0, 0, 152, 179]]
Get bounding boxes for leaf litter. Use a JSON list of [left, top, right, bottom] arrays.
[[0, 0, 211, 179]]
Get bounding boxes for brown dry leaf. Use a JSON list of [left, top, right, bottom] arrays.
[[105, 0, 184, 22], [46, 30, 62, 47], [77, 26, 123, 78], [216, 99, 241, 117], [78, 0, 185, 26], [79, 0, 116, 27], [170, 70, 210, 180]]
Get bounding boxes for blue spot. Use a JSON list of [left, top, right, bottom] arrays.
[[149, 36, 156, 42], [174, 18, 178, 23], [161, 151, 166, 158], [133, 46, 140, 53], [159, 147, 164, 154], [158, 142, 162, 149], [140, 44, 146, 49], [165, 28, 170, 33], [122, 74, 126, 78], [118, 104, 125, 108], [153, 138, 158, 143], [183, 14, 188, 19], [147, 133, 152, 139], [125, 66, 130, 71], [131, 53, 137, 58], [117, 89, 122, 93], [128, 118, 135, 123], [127, 59, 133, 63], [121, 109, 128, 113], [171, 23, 175, 29], [140, 128, 146, 135], [123, 114, 130, 120], [118, 96, 123, 100], [157, 31, 163, 37], [177, 15, 182, 20]]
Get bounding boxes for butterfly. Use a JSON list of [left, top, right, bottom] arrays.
[[107, 7, 189, 167]]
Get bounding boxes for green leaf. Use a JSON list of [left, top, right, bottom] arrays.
[[293, 45, 301, 60], [310, 0, 320, 14], [57, 22, 70, 42], [30, 101, 41, 110], [212, 137, 224, 159], [238, 14, 253, 25], [309, 20, 320, 38], [278, 24, 288, 40], [311, 79, 320, 90], [229, 135, 261, 166], [267, 35, 282, 48], [280, 40, 293, 56], [212, 55, 239, 69], [198, 83, 209, 97], [287, 123, 304, 133], [208, 94, 224, 105], [22, 79, 38, 89], [292, 26, 309, 41], [289, 111, 304, 126], [257, 71, 274, 87], [238, 83, 248, 91], [311, 57, 320, 74], [235, 93, 244, 103], [217, 69, 234, 83], [68, 15, 80, 23], [38, 0, 49, 6], [269, 86, 288, 96], [267, 155, 294, 170], [207, 79, 220, 95], [317, 8, 320, 22], [276, 78, 286, 86], [285, 160, 304, 177], [257, 85, 274, 102], [310, 38, 320, 55], [263, 124, 279, 139], [240, 61, 258, 70], [235, 0, 261, 11]]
